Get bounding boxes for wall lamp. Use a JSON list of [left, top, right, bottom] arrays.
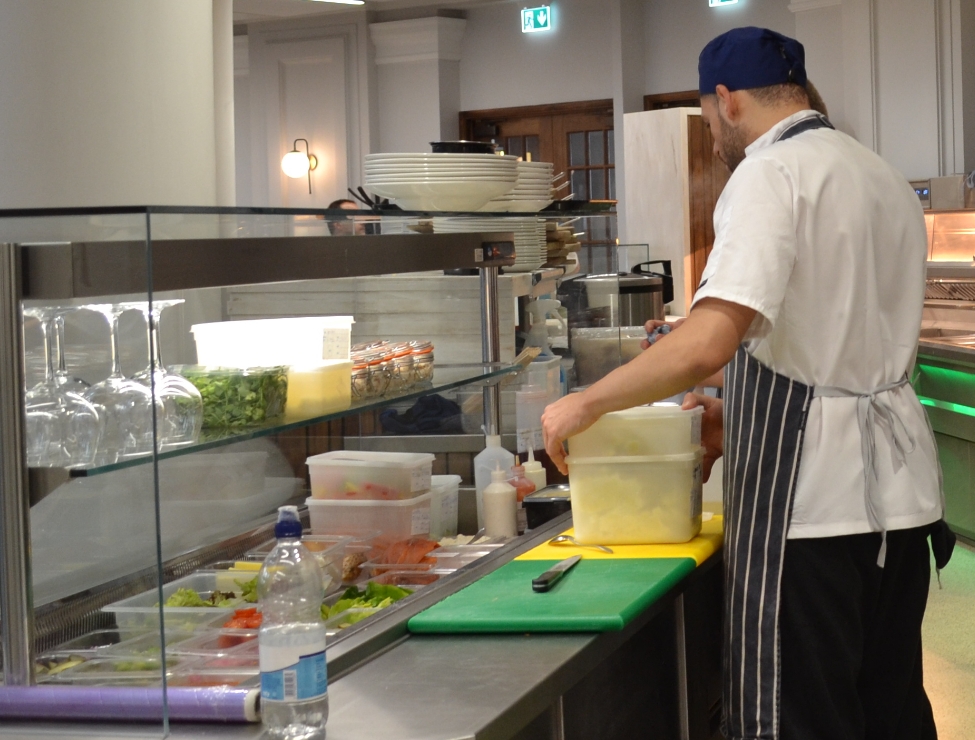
[[281, 138, 318, 194]]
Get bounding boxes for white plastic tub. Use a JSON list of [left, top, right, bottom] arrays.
[[567, 449, 703, 545], [429, 474, 460, 540], [285, 361, 353, 419], [569, 404, 703, 458], [307, 451, 434, 500], [306, 494, 432, 546], [191, 316, 354, 367]]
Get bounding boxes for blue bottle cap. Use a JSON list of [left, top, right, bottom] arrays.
[[274, 506, 302, 539]]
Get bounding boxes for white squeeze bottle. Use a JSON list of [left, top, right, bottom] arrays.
[[474, 435, 515, 529], [483, 467, 518, 538], [523, 446, 548, 493], [258, 506, 329, 740]]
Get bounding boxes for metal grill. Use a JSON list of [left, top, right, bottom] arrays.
[[925, 279, 975, 301]]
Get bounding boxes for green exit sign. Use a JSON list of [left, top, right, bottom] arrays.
[[709, 0, 739, 6], [522, 6, 551, 33]]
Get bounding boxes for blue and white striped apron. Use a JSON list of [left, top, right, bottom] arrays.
[[719, 112, 931, 739]]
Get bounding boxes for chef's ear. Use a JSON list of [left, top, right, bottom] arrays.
[[714, 84, 739, 123]]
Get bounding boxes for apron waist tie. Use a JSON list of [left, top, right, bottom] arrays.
[[813, 376, 915, 567]]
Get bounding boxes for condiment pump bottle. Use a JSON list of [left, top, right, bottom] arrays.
[[483, 467, 517, 539], [522, 447, 548, 492]]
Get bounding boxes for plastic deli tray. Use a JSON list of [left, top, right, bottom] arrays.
[[245, 535, 350, 595], [103, 572, 252, 633], [167, 630, 257, 657], [45, 656, 198, 685]]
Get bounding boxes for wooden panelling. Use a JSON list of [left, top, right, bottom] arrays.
[[686, 114, 730, 301]]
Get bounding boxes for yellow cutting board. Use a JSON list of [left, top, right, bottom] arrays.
[[516, 515, 723, 565]]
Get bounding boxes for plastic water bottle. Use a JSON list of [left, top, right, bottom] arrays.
[[259, 506, 328, 740]]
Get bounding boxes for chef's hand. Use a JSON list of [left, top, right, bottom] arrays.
[[641, 318, 687, 350], [681, 392, 724, 482], [542, 392, 600, 476]]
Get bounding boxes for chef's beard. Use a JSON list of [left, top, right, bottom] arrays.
[[717, 113, 747, 173]]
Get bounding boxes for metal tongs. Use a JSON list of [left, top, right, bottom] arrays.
[[549, 534, 613, 554]]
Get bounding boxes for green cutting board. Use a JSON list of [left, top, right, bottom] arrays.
[[408, 558, 696, 634]]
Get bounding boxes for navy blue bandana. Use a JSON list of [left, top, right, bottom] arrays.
[[699, 27, 806, 95]]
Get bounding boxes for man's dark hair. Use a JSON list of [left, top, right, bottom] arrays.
[[746, 82, 810, 108], [328, 198, 356, 209]]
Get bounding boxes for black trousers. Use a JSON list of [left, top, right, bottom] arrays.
[[779, 527, 938, 740]]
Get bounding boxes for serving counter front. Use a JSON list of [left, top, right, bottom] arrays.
[[0, 514, 724, 740]]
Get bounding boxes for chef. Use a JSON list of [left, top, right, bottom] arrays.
[[542, 27, 946, 740]]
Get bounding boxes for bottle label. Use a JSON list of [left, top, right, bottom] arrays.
[[260, 638, 327, 702], [517, 428, 544, 454]]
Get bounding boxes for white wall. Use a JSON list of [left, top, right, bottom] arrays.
[[0, 0, 218, 208], [459, 0, 616, 111], [963, 0, 975, 172], [644, 0, 796, 96]]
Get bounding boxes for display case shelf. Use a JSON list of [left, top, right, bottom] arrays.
[[77, 363, 516, 475]]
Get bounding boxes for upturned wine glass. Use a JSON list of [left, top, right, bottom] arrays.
[[23, 307, 104, 467], [83, 304, 160, 464], [129, 299, 203, 450]]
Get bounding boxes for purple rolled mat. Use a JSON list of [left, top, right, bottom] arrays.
[[0, 685, 260, 723]]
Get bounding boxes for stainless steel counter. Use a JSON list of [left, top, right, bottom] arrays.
[[917, 338, 975, 366]]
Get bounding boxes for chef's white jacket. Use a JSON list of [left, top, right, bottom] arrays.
[[692, 110, 942, 539]]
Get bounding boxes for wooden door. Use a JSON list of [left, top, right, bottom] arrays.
[[459, 100, 616, 258]]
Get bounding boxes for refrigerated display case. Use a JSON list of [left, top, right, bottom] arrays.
[[0, 205, 722, 740]]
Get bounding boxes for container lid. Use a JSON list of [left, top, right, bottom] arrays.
[[306, 451, 435, 469], [566, 448, 704, 466], [524, 483, 571, 501], [430, 474, 462, 493], [602, 403, 705, 420], [304, 493, 432, 508]]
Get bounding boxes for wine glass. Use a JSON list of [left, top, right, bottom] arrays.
[[23, 307, 103, 467], [83, 304, 159, 464], [129, 299, 203, 450], [51, 312, 90, 395]]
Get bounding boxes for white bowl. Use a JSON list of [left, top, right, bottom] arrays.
[[365, 153, 517, 163], [365, 179, 517, 211], [365, 174, 517, 183]]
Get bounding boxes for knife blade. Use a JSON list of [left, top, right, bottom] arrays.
[[532, 555, 582, 593]]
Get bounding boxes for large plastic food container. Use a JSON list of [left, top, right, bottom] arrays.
[[567, 449, 703, 545], [307, 451, 434, 500], [244, 534, 349, 594], [429, 474, 460, 540], [306, 493, 432, 546], [285, 360, 353, 418], [103, 572, 249, 633], [47, 656, 195, 685], [569, 404, 703, 458], [191, 316, 354, 366], [168, 631, 256, 657]]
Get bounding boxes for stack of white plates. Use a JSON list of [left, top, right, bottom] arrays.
[[364, 153, 518, 211], [480, 161, 555, 213], [432, 217, 547, 272]]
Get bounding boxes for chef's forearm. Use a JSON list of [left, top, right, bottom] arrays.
[[581, 299, 752, 417]]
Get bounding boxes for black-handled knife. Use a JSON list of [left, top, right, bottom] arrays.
[[532, 555, 582, 593]]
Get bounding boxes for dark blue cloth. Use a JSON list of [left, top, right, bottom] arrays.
[[699, 26, 806, 95], [380, 394, 463, 435]]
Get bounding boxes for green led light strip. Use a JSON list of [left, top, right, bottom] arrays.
[[918, 396, 975, 418]]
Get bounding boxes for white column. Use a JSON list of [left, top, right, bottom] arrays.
[[0, 0, 218, 208], [213, 0, 237, 207], [370, 18, 467, 153], [610, 0, 648, 244]]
